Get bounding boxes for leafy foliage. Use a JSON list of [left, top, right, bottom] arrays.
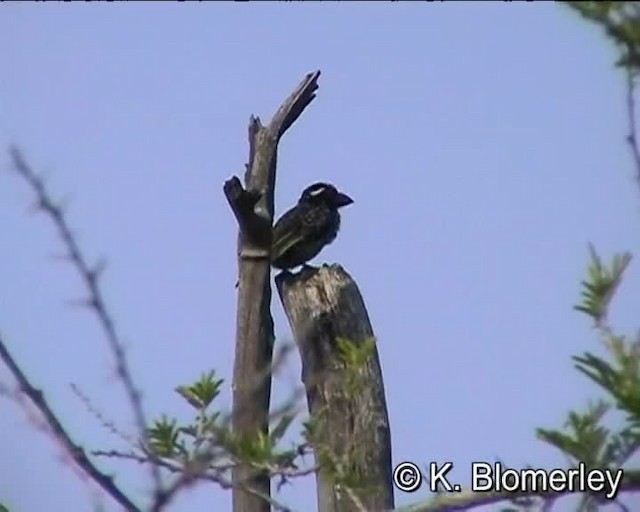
[[146, 370, 299, 472], [138, 365, 379, 505], [175, 370, 223, 410], [336, 336, 375, 394], [566, 1, 640, 71], [573, 245, 631, 323], [537, 248, 640, 509]]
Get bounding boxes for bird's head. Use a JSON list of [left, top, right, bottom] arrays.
[[299, 182, 354, 209]]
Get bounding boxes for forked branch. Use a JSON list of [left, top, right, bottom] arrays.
[[224, 70, 321, 512]]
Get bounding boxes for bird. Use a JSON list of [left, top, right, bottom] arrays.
[[271, 182, 354, 270]]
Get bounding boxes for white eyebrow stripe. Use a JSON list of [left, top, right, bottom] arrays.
[[309, 186, 327, 196]]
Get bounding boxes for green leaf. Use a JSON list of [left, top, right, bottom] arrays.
[[175, 370, 223, 410], [573, 245, 631, 322], [537, 402, 611, 467], [148, 416, 184, 458], [336, 336, 375, 367], [270, 414, 295, 444], [566, 1, 640, 72]]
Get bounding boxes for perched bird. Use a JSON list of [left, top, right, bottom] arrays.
[[271, 182, 354, 270]]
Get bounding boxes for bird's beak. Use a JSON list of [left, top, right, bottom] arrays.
[[334, 192, 354, 208]]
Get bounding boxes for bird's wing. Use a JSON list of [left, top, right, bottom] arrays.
[[272, 207, 306, 259]]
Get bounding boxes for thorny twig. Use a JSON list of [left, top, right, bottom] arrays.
[[71, 382, 135, 446], [7, 147, 162, 494], [0, 335, 139, 511]]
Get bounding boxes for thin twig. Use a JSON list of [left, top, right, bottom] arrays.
[[624, 69, 640, 190], [71, 383, 135, 446], [0, 335, 139, 512], [7, 146, 162, 492], [94, 441, 318, 512], [148, 458, 293, 512]]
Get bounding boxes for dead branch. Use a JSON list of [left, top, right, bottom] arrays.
[[224, 70, 321, 512], [276, 264, 394, 512], [0, 335, 139, 512]]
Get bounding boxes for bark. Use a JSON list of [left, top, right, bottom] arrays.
[[224, 71, 321, 512], [276, 264, 394, 512]]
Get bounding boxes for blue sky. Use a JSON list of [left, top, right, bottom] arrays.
[[1, 3, 639, 512]]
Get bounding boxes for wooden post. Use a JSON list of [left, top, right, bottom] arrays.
[[276, 264, 394, 512]]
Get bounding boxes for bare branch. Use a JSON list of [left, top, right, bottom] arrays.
[[223, 176, 265, 248], [148, 458, 208, 512], [225, 70, 321, 512], [149, 459, 294, 512], [93, 448, 315, 512], [625, 69, 640, 191], [270, 70, 321, 139], [7, 146, 162, 492], [93, 448, 295, 512], [0, 335, 139, 512]]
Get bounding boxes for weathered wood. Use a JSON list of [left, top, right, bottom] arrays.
[[224, 71, 321, 512], [276, 264, 394, 512]]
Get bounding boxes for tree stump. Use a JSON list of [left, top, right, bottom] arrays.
[[276, 264, 394, 512]]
